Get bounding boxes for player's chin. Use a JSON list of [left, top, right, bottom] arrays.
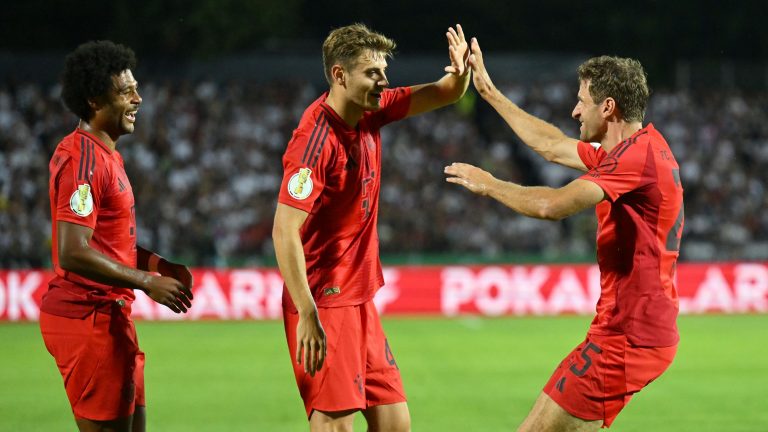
[[121, 123, 136, 134]]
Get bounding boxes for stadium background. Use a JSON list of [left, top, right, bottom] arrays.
[[1, 1, 767, 430]]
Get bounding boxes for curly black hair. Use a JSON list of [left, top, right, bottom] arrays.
[[61, 40, 137, 121]]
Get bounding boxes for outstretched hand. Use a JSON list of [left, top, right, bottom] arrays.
[[145, 275, 193, 313], [444, 24, 470, 76], [444, 162, 495, 196], [154, 259, 194, 312], [467, 37, 497, 97]]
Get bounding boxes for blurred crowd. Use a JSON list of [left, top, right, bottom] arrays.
[[1, 78, 766, 268]]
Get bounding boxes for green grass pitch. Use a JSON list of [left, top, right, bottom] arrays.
[[1, 314, 767, 431]]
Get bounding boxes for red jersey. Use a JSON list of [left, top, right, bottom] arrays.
[[577, 124, 684, 347], [278, 88, 412, 311], [42, 129, 138, 318]]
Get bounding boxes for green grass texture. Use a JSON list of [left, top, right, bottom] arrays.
[[1, 314, 766, 431]]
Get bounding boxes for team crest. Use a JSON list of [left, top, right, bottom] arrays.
[[69, 184, 94, 217], [288, 167, 313, 200]]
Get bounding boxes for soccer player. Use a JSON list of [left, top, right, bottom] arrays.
[[40, 41, 194, 432], [445, 39, 684, 431], [273, 23, 470, 431]]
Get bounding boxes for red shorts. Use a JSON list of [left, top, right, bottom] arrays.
[[39, 306, 145, 420], [283, 300, 407, 418], [543, 333, 677, 428]]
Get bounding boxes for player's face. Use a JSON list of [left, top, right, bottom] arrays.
[[343, 50, 389, 111], [94, 69, 142, 139], [572, 80, 606, 142]]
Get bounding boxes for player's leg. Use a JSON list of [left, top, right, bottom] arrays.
[[517, 392, 601, 432], [360, 301, 410, 432], [284, 305, 367, 430], [75, 416, 133, 432], [362, 401, 411, 432], [130, 350, 147, 432], [130, 406, 146, 432], [40, 308, 141, 432], [309, 409, 357, 432]]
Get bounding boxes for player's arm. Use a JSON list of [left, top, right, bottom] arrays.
[[272, 203, 326, 376], [57, 221, 192, 313], [444, 163, 605, 220], [137, 246, 194, 296], [406, 24, 471, 118], [467, 38, 586, 171]]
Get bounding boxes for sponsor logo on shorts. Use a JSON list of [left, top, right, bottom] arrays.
[[385, 339, 398, 368], [287, 167, 313, 200], [323, 286, 340, 296], [555, 376, 566, 392], [354, 373, 363, 395]]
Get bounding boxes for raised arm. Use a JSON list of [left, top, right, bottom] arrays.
[[406, 24, 471, 117], [58, 221, 192, 313], [272, 203, 326, 376], [468, 38, 587, 171], [444, 162, 605, 220]]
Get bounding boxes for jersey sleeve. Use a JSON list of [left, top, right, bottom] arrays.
[[367, 86, 412, 129], [52, 152, 104, 229], [278, 118, 334, 213], [579, 139, 649, 202], [576, 140, 606, 170]]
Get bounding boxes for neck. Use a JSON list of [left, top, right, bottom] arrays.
[[325, 87, 363, 128], [600, 120, 643, 152], [79, 120, 117, 151]]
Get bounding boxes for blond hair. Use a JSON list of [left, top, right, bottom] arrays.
[[322, 23, 396, 85], [578, 56, 649, 123]]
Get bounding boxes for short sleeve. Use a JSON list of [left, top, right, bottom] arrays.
[[277, 115, 334, 213], [367, 87, 412, 129], [53, 157, 103, 229], [579, 139, 649, 202], [576, 140, 606, 170]]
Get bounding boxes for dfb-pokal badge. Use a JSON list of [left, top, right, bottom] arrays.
[[70, 184, 94, 217], [288, 167, 313, 200]]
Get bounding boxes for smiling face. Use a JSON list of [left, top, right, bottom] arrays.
[[91, 69, 141, 140], [341, 50, 389, 111], [571, 79, 607, 142]]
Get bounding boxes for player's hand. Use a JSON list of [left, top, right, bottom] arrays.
[[444, 162, 495, 196], [144, 275, 194, 313], [467, 38, 497, 97], [296, 309, 326, 377], [444, 24, 469, 76], [157, 259, 194, 301]]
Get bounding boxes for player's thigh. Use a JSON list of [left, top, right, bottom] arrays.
[[309, 408, 357, 432], [518, 392, 601, 432], [362, 401, 411, 432]]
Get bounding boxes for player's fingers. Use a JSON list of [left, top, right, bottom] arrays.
[[165, 301, 181, 314], [295, 343, 303, 365], [175, 296, 188, 313], [456, 24, 465, 41], [447, 28, 459, 45], [306, 341, 316, 376], [179, 290, 193, 308]]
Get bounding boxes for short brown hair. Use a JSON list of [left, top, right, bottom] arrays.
[[577, 56, 649, 123], [322, 23, 396, 85]]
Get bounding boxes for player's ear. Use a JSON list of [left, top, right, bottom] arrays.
[[331, 64, 345, 87], [601, 97, 617, 119]]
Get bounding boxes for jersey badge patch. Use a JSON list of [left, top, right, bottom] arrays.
[[70, 184, 94, 217], [288, 167, 313, 200]]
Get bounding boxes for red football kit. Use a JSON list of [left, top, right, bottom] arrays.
[[544, 124, 684, 427], [278, 88, 411, 416], [40, 128, 144, 420]]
